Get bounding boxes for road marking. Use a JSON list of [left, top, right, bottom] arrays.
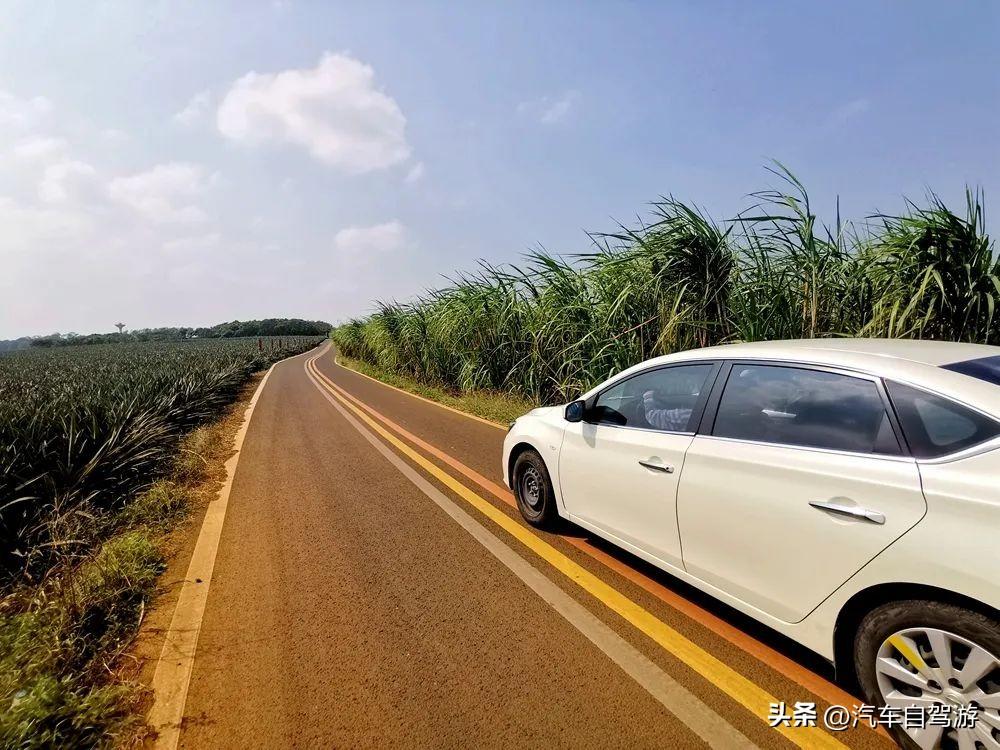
[[332, 350, 507, 430], [305, 358, 757, 749], [310, 356, 884, 721], [306, 355, 852, 750], [147, 346, 321, 750]]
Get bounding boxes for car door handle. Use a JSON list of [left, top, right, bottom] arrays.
[[638, 459, 674, 474], [808, 500, 885, 525]]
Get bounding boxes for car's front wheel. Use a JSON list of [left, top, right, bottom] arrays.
[[854, 599, 1000, 750], [512, 449, 560, 529]]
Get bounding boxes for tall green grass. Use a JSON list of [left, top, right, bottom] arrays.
[[333, 166, 996, 404]]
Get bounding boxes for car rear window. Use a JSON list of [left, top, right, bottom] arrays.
[[885, 380, 1000, 458], [942, 355, 1000, 386]]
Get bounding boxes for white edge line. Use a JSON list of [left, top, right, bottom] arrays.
[[146, 345, 323, 750]]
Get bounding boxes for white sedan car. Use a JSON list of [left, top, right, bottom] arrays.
[[503, 339, 1000, 750]]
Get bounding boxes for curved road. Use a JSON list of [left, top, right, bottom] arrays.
[[152, 345, 894, 749]]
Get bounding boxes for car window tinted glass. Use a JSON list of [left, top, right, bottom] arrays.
[[942, 355, 1000, 386], [591, 365, 713, 431], [885, 381, 1000, 458], [713, 365, 899, 454]]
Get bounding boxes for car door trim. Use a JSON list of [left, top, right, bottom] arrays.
[[693, 433, 918, 463], [638, 459, 675, 473], [808, 499, 887, 525]]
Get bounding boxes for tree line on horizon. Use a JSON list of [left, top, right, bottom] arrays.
[[333, 164, 998, 404], [5, 317, 332, 349]]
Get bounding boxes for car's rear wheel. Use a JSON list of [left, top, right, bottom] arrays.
[[512, 449, 560, 529], [854, 599, 1000, 750]]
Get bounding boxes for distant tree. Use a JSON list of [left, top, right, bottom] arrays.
[[27, 318, 330, 348]]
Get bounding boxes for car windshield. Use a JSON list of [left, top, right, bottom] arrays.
[[941, 355, 1000, 386]]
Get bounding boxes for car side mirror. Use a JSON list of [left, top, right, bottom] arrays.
[[564, 400, 586, 423]]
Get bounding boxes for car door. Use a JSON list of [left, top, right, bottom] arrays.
[[676, 362, 927, 623], [558, 362, 719, 568]]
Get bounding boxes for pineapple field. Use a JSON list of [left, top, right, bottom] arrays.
[[0, 337, 322, 584]]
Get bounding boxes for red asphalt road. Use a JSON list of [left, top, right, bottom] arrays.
[[167, 346, 893, 749]]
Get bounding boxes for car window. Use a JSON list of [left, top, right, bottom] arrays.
[[885, 381, 1000, 458], [942, 355, 1000, 386], [712, 365, 900, 454], [591, 364, 714, 432]]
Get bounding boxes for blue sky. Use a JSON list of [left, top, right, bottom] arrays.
[[1, 1, 997, 338]]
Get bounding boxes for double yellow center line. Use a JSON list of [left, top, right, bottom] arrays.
[[306, 355, 856, 750]]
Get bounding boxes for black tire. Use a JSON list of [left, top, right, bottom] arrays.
[[855, 599, 1000, 750], [511, 449, 560, 529]]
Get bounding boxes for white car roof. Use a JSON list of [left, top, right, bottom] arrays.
[[587, 338, 1000, 417], [682, 338, 1000, 366]]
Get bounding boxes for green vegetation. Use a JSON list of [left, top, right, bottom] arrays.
[[0, 337, 321, 579], [1, 532, 160, 748], [0, 336, 321, 747], [25, 317, 331, 348], [333, 166, 997, 404], [337, 354, 535, 425]]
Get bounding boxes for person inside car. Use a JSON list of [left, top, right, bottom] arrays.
[[642, 389, 693, 431]]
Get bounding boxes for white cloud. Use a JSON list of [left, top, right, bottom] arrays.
[[404, 161, 425, 184], [38, 160, 102, 204], [173, 90, 212, 127], [11, 135, 69, 162], [0, 196, 93, 243], [828, 98, 870, 128], [0, 90, 52, 131], [541, 93, 577, 124], [107, 162, 215, 223], [216, 51, 410, 173], [0, 92, 252, 338], [333, 220, 408, 266], [517, 90, 578, 125], [163, 232, 222, 253], [0, 85, 432, 340]]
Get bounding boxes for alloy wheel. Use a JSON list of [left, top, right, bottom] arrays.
[[875, 627, 1000, 749]]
